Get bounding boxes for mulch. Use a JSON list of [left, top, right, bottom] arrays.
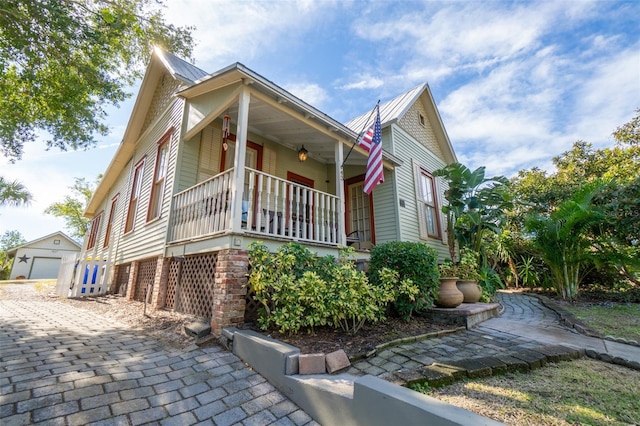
[[250, 316, 458, 358]]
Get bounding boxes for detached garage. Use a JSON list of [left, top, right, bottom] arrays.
[[7, 232, 81, 280]]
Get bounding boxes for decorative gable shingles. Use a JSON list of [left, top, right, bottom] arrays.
[[141, 72, 182, 134], [397, 100, 445, 159]]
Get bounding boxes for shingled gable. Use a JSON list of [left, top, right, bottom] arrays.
[[345, 83, 457, 164]]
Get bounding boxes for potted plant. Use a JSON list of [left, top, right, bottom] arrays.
[[455, 250, 482, 303], [436, 260, 463, 308]]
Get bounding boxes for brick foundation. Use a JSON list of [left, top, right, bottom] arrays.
[[211, 249, 248, 336]]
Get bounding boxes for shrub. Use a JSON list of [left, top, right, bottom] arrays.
[[247, 242, 416, 335], [369, 241, 439, 320]]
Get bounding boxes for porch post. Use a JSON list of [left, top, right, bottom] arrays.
[[230, 85, 251, 232], [336, 140, 346, 246]]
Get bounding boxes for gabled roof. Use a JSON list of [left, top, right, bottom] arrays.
[[345, 83, 457, 164], [87, 48, 202, 216], [6, 231, 81, 255], [157, 49, 208, 84], [345, 83, 427, 131]]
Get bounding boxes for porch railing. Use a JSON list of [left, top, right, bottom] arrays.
[[168, 167, 341, 245], [169, 169, 234, 242], [244, 168, 340, 244]]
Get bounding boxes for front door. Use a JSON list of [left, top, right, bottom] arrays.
[[345, 175, 374, 249]]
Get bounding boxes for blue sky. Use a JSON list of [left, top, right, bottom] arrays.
[[1, 0, 638, 242]]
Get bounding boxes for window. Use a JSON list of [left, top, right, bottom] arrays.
[[87, 212, 103, 250], [148, 130, 172, 221], [53, 239, 60, 245], [415, 164, 441, 239], [419, 113, 426, 127], [125, 158, 145, 233], [103, 194, 119, 248]]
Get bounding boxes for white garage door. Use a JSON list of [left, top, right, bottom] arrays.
[[30, 257, 62, 279]]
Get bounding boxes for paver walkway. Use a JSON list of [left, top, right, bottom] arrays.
[[349, 291, 640, 379], [0, 297, 317, 426]]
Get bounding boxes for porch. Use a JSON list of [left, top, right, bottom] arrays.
[[169, 167, 346, 246]]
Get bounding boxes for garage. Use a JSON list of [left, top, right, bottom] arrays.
[[29, 257, 62, 279]]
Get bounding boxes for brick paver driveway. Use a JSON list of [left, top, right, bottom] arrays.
[[0, 284, 316, 425]]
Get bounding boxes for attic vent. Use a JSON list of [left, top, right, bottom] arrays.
[[419, 113, 426, 127]]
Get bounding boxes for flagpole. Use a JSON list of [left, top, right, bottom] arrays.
[[341, 100, 380, 168]]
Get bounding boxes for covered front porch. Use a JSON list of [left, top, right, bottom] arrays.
[[169, 64, 387, 252]]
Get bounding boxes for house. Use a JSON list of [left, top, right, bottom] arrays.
[[73, 48, 457, 334], [7, 231, 81, 280]]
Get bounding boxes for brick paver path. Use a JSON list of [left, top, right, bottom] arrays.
[[348, 291, 567, 377], [0, 295, 317, 425]]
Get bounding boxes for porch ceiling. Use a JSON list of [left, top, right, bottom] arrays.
[[225, 96, 368, 166]]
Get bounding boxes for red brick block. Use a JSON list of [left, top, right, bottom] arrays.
[[299, 353, 326, 375], [325, 350, 350, 373]]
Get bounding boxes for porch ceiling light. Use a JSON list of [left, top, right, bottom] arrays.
[[298, 145, 308, 162]]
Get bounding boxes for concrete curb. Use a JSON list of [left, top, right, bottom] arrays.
[[227, 328, 504, 426]]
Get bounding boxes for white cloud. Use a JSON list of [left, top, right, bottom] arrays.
[[339, 76, 384, 90], [283, 82, 329, 107], [164, 0, 337, 68]]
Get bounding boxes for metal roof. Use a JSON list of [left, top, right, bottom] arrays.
[[156, 49, 209, 84], [345, 83, 428, 133]]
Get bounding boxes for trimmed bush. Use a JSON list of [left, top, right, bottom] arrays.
[[369, 241, 439, 320], [247, 242, 417, 335]]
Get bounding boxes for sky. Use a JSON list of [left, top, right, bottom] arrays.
[[1, 0, 639, 242]]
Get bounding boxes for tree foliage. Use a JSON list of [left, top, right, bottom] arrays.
[[44, 176, 97, 240], [434, 163, 512, 265], [0, 176, 32, 206], [525, 183, 606, 300], [0, 0, 194, 161], [510, 110, 640, 295], [0, 230, 26, 279]]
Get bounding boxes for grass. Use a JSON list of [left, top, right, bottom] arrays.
[[422, 359, 640, 425], [563, 303, 640, 342]]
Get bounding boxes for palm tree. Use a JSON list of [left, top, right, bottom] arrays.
[[0, 176, 32, 207], [525, 182, 605, 300]]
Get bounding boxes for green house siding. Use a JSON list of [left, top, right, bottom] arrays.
[[371, 169, 399, 244], [390, 125, 450, 261], [116, 99, 185, 263]]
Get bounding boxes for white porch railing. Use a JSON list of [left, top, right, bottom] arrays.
[[169, 169, 234, 242], [168, 167, 341, 245]]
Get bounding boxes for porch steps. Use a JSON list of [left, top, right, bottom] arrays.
[[424, 302, 501, 329]]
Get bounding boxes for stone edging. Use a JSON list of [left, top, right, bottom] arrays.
[[381, 344, 586, 388], [528, 293, 640, 348], [354, 327, 467, 361]]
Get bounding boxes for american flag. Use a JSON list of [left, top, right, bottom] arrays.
[[359, 105, 384, 194]]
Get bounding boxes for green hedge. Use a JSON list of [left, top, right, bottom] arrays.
[[369, 241, 439, 320]]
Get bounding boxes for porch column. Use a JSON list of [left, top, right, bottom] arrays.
[[336, 140, 346, 245], [230, 85, 251, 233]]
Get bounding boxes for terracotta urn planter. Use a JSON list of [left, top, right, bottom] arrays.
[[456, 279, 482, 303], [436, 277, 464, 308]]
